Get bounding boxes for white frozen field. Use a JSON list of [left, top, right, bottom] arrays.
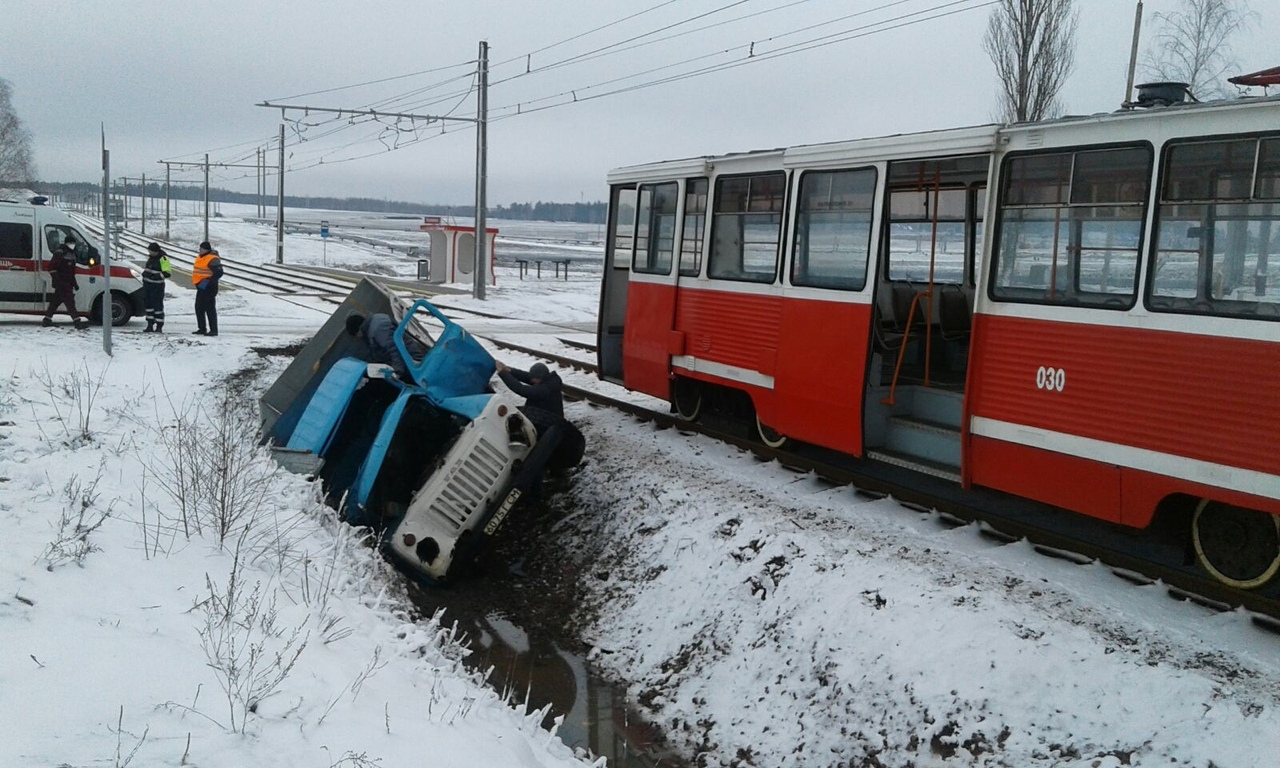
[[1, 209, 1278, 768]]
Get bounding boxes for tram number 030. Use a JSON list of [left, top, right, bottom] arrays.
[[1036, 366, 1067, 392]]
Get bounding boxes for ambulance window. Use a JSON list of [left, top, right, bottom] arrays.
[[0, 222, 34, 261], [44, 225, 95, 265]]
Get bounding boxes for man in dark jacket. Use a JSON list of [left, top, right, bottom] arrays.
[[495, 362, 564, 418], [495, 361, 584, 506], [42, 236, 88, 330], [345, 312, 426, 381], [141, 242, 171, 332]]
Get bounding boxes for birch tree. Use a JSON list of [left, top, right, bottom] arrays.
[[983, 0, 1079, 123], [1143, 0, 1255, 99], [0, 78, 36, 184]]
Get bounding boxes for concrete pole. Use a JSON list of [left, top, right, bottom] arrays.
[[203, 153, 210, 244], [473, 40, 489, 301], [164, 163, 171, 239], [141, 173, 147, 235], [276, 123, 285, 264]]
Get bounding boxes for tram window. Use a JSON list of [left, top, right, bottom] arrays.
[[791, 168, 875, 290], [887, 187, 967, 283], [708, 172, 785, 284], [608, 186, 637, 270], [1257, 138, 1280, 200], [1150, 136, 1280, 321], [972, 185, 987, 286], [633, 182, 678, 275], [1162, 139, 1255, 201], [991, 146, 1150, 307], [680, 178, 708, 277]]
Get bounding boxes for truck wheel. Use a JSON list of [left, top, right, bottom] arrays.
[[92, 292, 133, 326]]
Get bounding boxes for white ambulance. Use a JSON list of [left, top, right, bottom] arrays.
[[0, 197, 145, 325]]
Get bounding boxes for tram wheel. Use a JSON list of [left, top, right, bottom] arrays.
[[673, 378, 702, 421], [1192, 499, 1280, 589], [755, 415, 789, 449]]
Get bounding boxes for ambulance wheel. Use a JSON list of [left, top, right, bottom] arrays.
[[1192, 499, 1280, 589], [92, 292, 133, 326]]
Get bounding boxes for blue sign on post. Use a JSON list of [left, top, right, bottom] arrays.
[[320, 220, 330, 238]]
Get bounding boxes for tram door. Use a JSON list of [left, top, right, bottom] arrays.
[[598, 185, 637, 384], [620, 181, 682, 396]]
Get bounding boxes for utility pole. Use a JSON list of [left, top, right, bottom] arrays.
[[100, 128, 113, 356], [276, 123, 285, 264], [474, 40, 489, 301], [140, 173, 146, 235], [158, 156, 260, 244], [257, 42, 492, 294], [164, 162, 171, 239]]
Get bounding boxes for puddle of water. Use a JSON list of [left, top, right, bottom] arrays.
[[409, 587, 687, 767]]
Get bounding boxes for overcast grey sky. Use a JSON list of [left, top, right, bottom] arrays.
[[3, 0, 1276, 206]]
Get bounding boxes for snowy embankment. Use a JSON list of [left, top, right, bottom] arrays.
[[0, 307, 596, 768], [552, 410, 1280, 768]]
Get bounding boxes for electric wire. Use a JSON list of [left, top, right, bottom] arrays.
[[489, 0, 992, 118]]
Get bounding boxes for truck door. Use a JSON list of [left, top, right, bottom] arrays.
[[0, 219, 40, 312]]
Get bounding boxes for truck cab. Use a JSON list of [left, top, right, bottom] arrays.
[[0, 197, 144, 324], [261, 278, 557, 584]]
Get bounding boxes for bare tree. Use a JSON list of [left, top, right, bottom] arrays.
[[983, 0, 1080, 123], [0, 78, 36, 184], [1143, 0, 1256, 99]]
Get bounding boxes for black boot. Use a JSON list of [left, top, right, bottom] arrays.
[[155, 321, 164, 333], [42, 317, 53, 327], [144, 321, 155, 333]]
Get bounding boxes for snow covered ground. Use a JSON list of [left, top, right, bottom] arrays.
[[3, 209, 1279, 768]]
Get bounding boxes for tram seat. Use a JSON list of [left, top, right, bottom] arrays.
[[872, 305, 906, 352], [889, 281, 926, 332], [938, 285, 971, 342]]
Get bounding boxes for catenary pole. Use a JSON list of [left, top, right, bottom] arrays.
[[474, 40, 489, 301], [164, 163, 171, 239], [276, 122, 285, 264], [203, 153, 210, 243], [141, 173, 146, 235]]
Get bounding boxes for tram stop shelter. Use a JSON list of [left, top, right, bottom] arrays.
[[417, 216, 498, 285]]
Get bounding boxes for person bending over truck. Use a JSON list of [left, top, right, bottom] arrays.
[[345, 312, 426, 381], [42, 235, 88, 330], [495, 361, 585, 504]]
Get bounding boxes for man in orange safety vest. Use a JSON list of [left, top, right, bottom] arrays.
[[191, 241, 224, 336]]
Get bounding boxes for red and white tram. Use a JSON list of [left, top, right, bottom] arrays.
[[597, 95, 1280, 591]]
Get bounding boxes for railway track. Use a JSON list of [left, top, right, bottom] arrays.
[[476, 335, 1280, 630]]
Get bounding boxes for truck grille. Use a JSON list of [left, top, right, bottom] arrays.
[[427, 438, 509, 530]]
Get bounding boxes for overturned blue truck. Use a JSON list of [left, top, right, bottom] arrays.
[[259, 278, 582, 583]]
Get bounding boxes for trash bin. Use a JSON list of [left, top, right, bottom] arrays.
[[417, 259, 431, 280]]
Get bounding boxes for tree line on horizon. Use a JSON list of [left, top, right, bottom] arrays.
[[17, 180, 609, 224]]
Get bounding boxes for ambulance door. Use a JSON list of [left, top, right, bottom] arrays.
[[0, 218, 40, 312]]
